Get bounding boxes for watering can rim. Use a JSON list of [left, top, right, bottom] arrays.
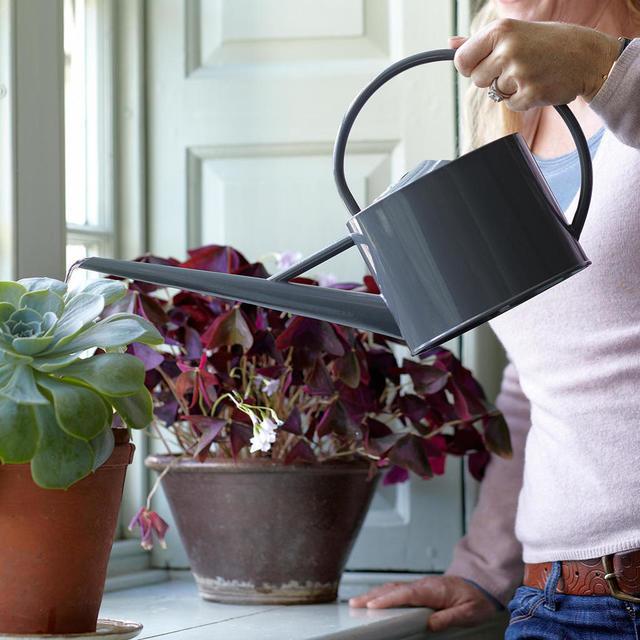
[[347, 131, 532, 223]]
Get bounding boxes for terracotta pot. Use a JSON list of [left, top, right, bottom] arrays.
[[145, 455, 378, 604], [0, 430, 135, 635]]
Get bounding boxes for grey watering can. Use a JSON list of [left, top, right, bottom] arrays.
[[80, 49, 592, 356]]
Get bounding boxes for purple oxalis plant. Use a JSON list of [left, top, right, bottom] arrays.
[[121, 245, 512, 548]]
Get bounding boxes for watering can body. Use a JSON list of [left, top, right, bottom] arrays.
[[347, 133, 590, 353], [81, 49, 593, 356]]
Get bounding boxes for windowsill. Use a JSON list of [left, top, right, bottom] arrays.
[[100, 571, 508, 639]]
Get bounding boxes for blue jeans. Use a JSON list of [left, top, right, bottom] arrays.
[[506, 561, 640, 639]]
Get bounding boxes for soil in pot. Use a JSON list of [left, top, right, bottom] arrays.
[[146, 455, 378, 605], [0, 429, 135, 635]]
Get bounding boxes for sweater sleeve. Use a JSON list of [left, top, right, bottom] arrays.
[[445, 361, 530, 607], [589, 38, 640, 148]]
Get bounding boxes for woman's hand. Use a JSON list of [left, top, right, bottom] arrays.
[[450, 19, 620, 110], [348, 575, 498, 633]]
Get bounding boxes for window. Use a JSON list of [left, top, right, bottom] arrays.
[[64, 0, 151, 560], [64, 0, 116, 279]]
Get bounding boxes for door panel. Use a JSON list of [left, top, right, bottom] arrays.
[[147, 0, 462, 571]]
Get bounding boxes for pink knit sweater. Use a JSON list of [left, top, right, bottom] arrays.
[[446, 39, 640, 606]]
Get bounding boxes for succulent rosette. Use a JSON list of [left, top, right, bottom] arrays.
[[0, 277, 162, 489]]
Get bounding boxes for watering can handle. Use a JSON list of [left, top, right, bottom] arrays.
[[333, 48, 593, 241]]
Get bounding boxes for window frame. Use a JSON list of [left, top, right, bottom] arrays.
[[1, 0, 152, 582]]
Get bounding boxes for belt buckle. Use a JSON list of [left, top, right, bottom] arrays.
[[602, 555, 640, 604]]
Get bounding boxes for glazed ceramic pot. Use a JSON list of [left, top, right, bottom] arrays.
[[145, 456, 378, 604], [0, 430, 135, 634]]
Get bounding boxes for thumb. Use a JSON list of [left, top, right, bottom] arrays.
[[448, 35, 468, 49], [427, 603, 476, 632]]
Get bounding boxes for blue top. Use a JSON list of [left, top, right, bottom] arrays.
[[534, 127, 605, 212]]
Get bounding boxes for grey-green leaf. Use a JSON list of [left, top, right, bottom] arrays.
[[31, 352, 80, 372], [107, 387, 153, 429], [47, 314, 162, 356], [19, 277, 67, 296], [19, 290, 65, 317], [52, 292, 104, 341], [60, 353, 145, 397], [0, 365, 48, 404], [89, 426, 115, 471], [0, 397, 39, 463], [41, 311, 58, 334], [0, 282, 27, 308], [37, 375, 111, 441], [0, 302, 14, 323], [80, 280, 127, 306], [12, 335, 55, 356], [31, 404, 94, 489]]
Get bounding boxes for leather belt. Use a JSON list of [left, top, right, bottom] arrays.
[[524, 550, 640, 603]]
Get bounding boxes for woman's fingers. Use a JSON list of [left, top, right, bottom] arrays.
[[427, 602, 482, 632], [452, 18, 620, 109], [348, 582, 403, 608], [453, 20, 507, 76], [469, 55, 501, 89], [366, 583, 421, 608], [448, 35, 467, 49]]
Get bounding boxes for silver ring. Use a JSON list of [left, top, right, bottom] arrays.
[[487, 77, 513, 102]]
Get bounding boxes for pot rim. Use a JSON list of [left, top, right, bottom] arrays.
[[145, 453, 375, 475]]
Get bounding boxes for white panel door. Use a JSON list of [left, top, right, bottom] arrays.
[[147, 0, 462, 571]]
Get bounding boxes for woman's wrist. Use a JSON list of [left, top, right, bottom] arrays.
[[582, 30, 623, 102]]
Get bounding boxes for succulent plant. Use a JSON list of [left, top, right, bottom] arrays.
[[0, 277, 162, 489]]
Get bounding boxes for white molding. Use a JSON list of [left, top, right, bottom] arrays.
[[115, 0, 147, 259], [11, 0, 66, 279], [0, 0, 14, 280], [186, 140, 397, 249], [184, 0, 390, 77]]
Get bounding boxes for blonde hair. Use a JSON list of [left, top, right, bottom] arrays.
[[463, 0, 640, 150]]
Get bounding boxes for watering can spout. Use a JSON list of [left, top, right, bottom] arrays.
[[80, 257, 402, 340]]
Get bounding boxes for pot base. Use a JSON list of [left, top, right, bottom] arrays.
[[194, 574, 338, 605], [0, 618, 142, 640]]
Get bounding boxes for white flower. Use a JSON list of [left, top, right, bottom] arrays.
[[249, 417, 281, 454], [275, 251, 302, 270], [318, 273, 337, 287], [258, 376, 279, 397]]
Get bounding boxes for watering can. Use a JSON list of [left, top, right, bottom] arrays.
[[80, 49, 592, 356]]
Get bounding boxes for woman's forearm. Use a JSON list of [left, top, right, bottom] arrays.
[[590, 39, 640, 148], [446, 361, 531, 607]]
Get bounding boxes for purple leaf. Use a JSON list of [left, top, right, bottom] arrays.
[[229, 422, 252, 460], [382, 465, 409, 485], [280, 407, 302, 435], [188, 417, 226, 460], [203, 307, 253, 350], [182, 244, 249, 273], [402, 359, 449, 395], [364, 432, 402, 457], [304, 359, 335, 396], [398, 394, 429, 423], [468, 450, 491, 481], [445, 425, 484, 455], [388, 434, 433, 478], [316, 401, 351, 438], [275, 317, 344, 356], [448, 381, 472, 422], [333, 350, 361, 389], [482, 414, 512, 457], [284, 439, 316, 464], [132, 342, 164, 371], [339, 384, 377, 424], [184, 326, 203, 360], [155, 400, 178, 425]]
